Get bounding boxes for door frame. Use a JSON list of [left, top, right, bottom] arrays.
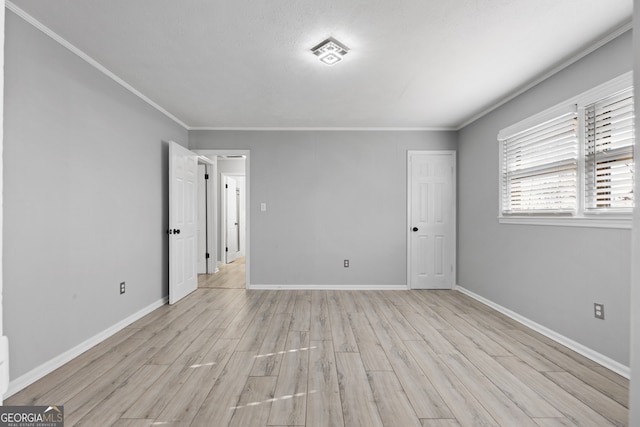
[[0, 2, 7, 401], [193, 150, 250, 289], [406, 150, 457, 290], [197, 158, 216, 275], [221, 173, 245, 263]]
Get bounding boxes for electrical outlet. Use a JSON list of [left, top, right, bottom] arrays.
[[594, 303, 604, 320], [120, 282, 126, 295], [344, 259, 349, 268]]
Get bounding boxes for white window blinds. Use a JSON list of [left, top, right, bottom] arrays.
[[501, 109, 578, 214], [584, 88, 635, 211]]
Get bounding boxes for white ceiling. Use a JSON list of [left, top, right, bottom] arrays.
[[8, 0, 633, 130]]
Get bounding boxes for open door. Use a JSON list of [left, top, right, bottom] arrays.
[[169, 142, 198, 304], [225, 176, 239, 263]]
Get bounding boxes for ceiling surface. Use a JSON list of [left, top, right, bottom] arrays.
[[8, 0, 633, 130]]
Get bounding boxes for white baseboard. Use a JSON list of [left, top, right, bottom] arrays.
[[455, 285, 630, 379], [249, 283, 408, 290], [3, 297, 168, 399], [7, 286, 628, 399]]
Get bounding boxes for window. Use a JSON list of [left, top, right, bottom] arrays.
[[498, 73, 634, 228], [500, 107, 578, 215], [584, 88, 634, 212]]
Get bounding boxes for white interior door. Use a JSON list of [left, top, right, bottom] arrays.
[[225, 176, 239, 263], [408, 151, 456, 289], [169, 141, 198, 304]]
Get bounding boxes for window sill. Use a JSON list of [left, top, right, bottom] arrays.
[[498, 216, 631, 229]]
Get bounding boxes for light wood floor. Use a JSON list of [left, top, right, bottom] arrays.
[[198, 257, 246, 289], [6, 265, 629, 426]]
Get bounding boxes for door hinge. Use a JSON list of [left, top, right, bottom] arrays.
[[225, 184, 228, 189], [225, 247, 228, 252], [206, 253, 210, 259], [204, 173, 209, 180]]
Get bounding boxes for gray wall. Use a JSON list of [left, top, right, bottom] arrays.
[[189, 130, 457, 286], [457, 31, 633, 365], [3, 11, 187, 380], [629, 0, 639, 421]]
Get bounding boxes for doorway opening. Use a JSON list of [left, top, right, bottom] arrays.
[[194, 150, 249, 289], [222, 173, 245, 264]]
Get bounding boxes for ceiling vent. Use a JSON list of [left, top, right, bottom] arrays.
[[311, 37, 349, 66]]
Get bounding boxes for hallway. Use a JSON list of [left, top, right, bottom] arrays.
[[198, 257, 246, 289]]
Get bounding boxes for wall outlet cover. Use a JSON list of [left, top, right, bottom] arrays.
[[594, 303, 604, 320]]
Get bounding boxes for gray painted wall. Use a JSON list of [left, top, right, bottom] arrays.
[[189, 130, 457, 286], [2, 1, 632, 398], [458, 31, 633, 365], [629, 0, 639, 421], [3, 11, 187, 380]]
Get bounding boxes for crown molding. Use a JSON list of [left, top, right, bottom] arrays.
[[456, 19, 633, 131], [187, 126, 456, 132], [6, 1, 189, 130], [4, 1, 454, 134], [7, 1, 631, 133]]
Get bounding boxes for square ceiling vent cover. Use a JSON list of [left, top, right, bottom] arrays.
[[311, 37, 349, 65]]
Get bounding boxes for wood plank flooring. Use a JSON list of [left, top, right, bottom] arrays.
[[198, 257, 246, 289], [6, 261, 629, 426]]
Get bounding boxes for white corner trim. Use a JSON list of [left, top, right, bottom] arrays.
[[5, 1, 189, 130], [248, 284, 408, 290], [3, 297, 167, 399], [455, 285, 630, 379]]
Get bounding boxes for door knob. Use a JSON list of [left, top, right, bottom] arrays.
[[412, 227, 419, 232], [174, 229, 181, 234]]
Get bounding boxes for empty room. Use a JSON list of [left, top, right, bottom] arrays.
[[2, 1, 640, 426]]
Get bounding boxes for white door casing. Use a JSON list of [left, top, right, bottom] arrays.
[[236, 176, 246, 257], [225, 176, 239, 263], [196, 160, 216, 275], [197, 164, 207, 274], [0, 2, 8, 400], [192, 149, 250, 288], [169, 141, 198, 304], [408, 151, 456, 289]]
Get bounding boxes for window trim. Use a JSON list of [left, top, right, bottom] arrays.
[[498, 72, 633, 229], [498, 216, 631, 229]]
